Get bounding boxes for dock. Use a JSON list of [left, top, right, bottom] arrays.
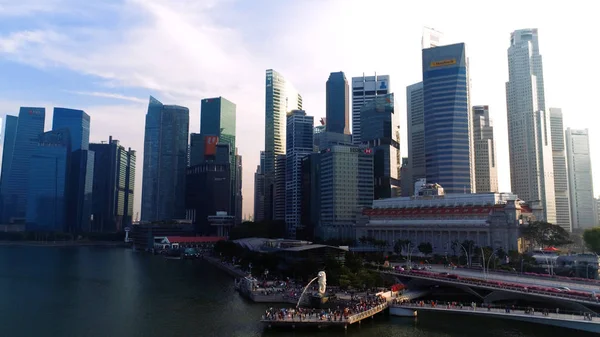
[[261, 302, 389, 329]]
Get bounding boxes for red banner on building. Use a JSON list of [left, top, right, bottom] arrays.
[[204, 135, 219, 156]]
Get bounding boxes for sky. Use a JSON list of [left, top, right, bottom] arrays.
[[1, 0, 599, 219]]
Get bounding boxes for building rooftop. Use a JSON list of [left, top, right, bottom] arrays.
[[164, 236, 225, 243]]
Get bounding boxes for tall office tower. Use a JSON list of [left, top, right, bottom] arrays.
[[141, 96, 189, 222], [185, 143, 232, 234], [273, 154, 287, 222], [422, 43, 474, 194], [594, 197, 600, 227], [53, 108, 94, 232], [549, 108, 572, 232], [264, 69, 302, 221], [472, 105, 499, 193], [300, 153, 320, 241], [26, 129, 71, 231], [506, 29, 556, 223], [254, 164, 265, 223], [352, 74, 390, 144], [360, 93, 401, 198], [319, 145, 373, 241], [1, 107, 45, 223], [406, 82, 424, 196], [200, 97, 237, 217], [422, 27, 445, 49], [285, 110, 314, 238], [90, 136, 136, 232], [234, 151, 243, 225], [400, 157, 411, 197], [326, 72, 350, 134], [566, 128, 595, 231], [1, 115, 18, 187]]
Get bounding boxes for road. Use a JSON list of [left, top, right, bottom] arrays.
[[427, 265, 600, 293]]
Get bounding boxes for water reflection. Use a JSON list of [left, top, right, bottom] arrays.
[[0, 246, 596, 337]]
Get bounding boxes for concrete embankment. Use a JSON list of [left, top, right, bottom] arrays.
[[203, 255, 248, 278]]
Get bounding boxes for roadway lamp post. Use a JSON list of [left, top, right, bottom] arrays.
[[404, 244, 418, 268], [486, 252, 496, 278], [458, 244, 470, 268]]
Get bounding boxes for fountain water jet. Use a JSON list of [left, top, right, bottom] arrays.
[[296, 271, 327, 308]]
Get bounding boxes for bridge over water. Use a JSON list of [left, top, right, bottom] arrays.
[[391, 303, 600, 334], [383, 268, 600, 313]]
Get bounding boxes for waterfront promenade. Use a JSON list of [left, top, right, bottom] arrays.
[[391, 303, 600, 333]]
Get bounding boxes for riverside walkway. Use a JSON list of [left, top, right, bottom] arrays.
[[391, 303, 600, 334]]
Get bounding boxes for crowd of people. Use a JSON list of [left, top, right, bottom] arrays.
[[262, 294, 387, 322]]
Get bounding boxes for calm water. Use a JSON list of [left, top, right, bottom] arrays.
[[0, 246, 594, 337]]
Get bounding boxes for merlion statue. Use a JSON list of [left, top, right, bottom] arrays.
[[317, 271, 327, 295]]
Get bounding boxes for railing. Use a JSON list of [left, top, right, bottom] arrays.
[[385, 270, 600, 303], [347, 303, 388, 324], [395, 302, 598, 322]]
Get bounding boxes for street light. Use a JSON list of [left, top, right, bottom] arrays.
[[457, 243, 471, 267]]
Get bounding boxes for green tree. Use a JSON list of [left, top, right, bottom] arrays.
[[418, 242, 433, 256], [521, 221, 572, 248], [583, 227, 600, 254]]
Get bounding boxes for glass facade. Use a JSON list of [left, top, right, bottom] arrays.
[[52, 108, 90, 151], [53, 108, 94, 233], [141, 96, 189, 222], [26, 129, 71, 231], [0, 115, 18, 188], [326, 71, 350, 134], [264, 69, 302, 221], [1, 107, 45, 223], [422, 43, 473, 194], [200, 97, 237, 216], [406, 82, 425, 196], [285, 110, 314, 238], [360, 93, 400, 198]]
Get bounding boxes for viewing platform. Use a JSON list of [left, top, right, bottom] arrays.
[[261, 302, 389, 330], [391, 303, 600, 334]]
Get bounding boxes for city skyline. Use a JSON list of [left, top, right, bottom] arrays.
[[1, 1, 599, 218]]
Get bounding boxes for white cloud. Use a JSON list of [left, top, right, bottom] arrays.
[[1, 0, 600, 219], [65, 91, 146, 104]]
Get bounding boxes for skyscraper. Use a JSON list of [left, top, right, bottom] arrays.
[[1, 115, 18, 188], [360, 93, 401, 198], [472, 105, 499, 193], [326, 71, 350, 134], [26, 129, 71, 231], [141, 96, 189, 222], [234, 151, 243, 225], [406, 82, 424, 196], [264, 69, 302, 221], [285, 110, 314, 238], [90, 136, 136, 232], [1, 107, 45, 223], [351, 74, 390, 144], [254, 163, 265, 223], [200, 97, 238, 218], [565, 128, 595, 230], [422, 43, 474, 193], [422, 27, 445, 49], [273, 154, 286, 222], [549, 108, 572, 232], [53, 107, 94, 233], [506, 28, 556, 223]]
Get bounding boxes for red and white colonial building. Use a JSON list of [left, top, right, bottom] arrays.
[[356, 191, 536, 254]]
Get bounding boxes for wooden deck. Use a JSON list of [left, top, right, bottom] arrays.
[[261, 303, 389, 329]]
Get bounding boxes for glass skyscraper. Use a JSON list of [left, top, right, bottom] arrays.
[[26, 129, 71, 231], [285, 110, 314, 238], [351, 74, 390, 144], [406, 82, 424, 196], [566, 128, 595, 230], [422, 43, 474, 194], [53, 107, 94, 232], [506, 28, 556, 224], [53, 108, 90, 151], [264, 69, 302, 221], [200, 97, 237, 218], [0, 115, 18, 188], [326, 71, 350, 134], [1, 107, 45, 223], [360, 93, 400, 199], [141, 96, 189, 222], [90, 136, 136, 232]]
